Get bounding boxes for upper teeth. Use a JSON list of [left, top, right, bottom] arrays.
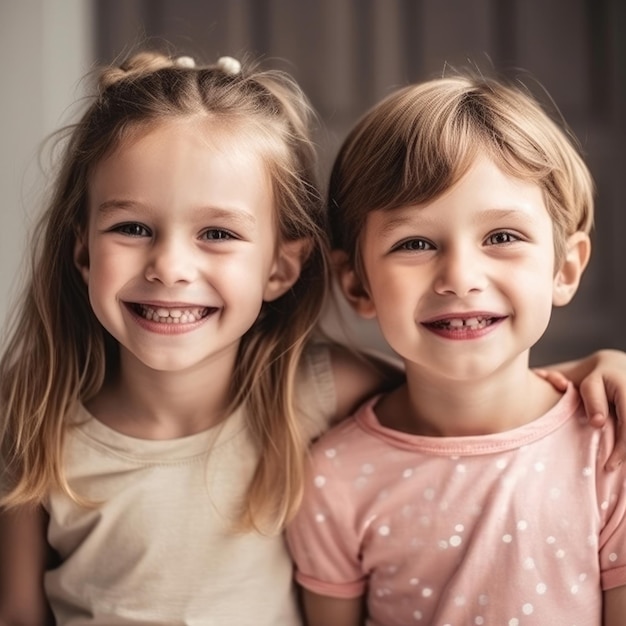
[[139, 305, 207, 323], [446, 317, 488, 329]]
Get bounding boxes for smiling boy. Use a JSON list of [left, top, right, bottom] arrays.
[[286, 74, 626, 625]]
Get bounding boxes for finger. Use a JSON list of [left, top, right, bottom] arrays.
[[533, 368, 569, 391], [578, 376, 610, 426]]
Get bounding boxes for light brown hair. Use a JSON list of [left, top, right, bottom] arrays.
[[0, 51, 330, 533], [329, 73, 594, 273]]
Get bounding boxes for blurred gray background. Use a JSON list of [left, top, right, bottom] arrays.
[[1, 0, 624, 365]]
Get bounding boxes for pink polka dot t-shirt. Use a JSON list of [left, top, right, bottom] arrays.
[[286, 385, 626, 625]]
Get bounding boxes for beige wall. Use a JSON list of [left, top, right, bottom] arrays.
[[0, 0, 92, 329]]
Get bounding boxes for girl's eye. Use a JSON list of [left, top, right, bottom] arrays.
[[202, 229, 235, 241], [114, 223, 150, 237], [486, 231, 519, 245], [394, 238, 433, 252]]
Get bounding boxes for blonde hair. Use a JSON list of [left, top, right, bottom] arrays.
[[329, 73, 594, 271], [0, 51, 330, 533]]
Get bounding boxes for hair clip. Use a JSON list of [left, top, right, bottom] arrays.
[[175, 56, 196, 69], [216, 56, 241, 76]]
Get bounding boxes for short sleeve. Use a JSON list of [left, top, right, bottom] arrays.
[[596, 421, 626, 590], [285, 430, 366, 599], [295, 341, 337, 442]]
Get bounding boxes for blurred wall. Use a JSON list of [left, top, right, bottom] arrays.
[[0, 0, 93, 330]]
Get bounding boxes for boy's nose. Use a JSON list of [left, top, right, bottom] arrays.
[[433, 247, 488, 297], [144, 236, 199, 286]]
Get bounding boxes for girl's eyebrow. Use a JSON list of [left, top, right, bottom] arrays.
[[96, 200, 258, 227]]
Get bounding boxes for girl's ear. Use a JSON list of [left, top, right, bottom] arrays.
[[263, 238, 312, 302], [553, 231, 591, 307], [331, 249, 376, 319], [73, 230, 91, 284]]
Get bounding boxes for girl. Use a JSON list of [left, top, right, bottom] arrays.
[[0, 51, 624, 625]]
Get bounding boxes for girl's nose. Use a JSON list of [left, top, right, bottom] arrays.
[[144, 236, 199, 286], [433, 246, 488, 297]]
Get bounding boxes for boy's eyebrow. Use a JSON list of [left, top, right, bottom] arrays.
[[378, 206, 535, 234], [96, 200, 258, 226]]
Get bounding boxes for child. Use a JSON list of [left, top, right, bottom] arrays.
[[286, 74, 626, 625], [0, 52, 623, 626]]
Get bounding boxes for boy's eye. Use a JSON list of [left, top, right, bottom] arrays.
[[114, 223, 150, 237], [394, 238, 433, 252], [486, 231, 519, 245], [202, 228, 235, 241]]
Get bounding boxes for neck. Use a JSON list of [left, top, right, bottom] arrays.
[[86, 347, 238, 439], [376, 356, 563, 437]]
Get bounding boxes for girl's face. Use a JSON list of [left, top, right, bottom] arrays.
[[345, 153, 586, 383], [76, 117, 290, 375]]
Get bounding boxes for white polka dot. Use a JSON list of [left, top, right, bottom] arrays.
[[409, 577, 420, 586], [522, 603, 534, 615], [413, 610, 422, 620], [571, 584, 579, 594], [403, 468, 413, 478], [422, 587, 433, 597], [609, 552, 618, 562], [475, 618, 485, 625], [556, 549, 565, 558], [502, 534, 513, 543], [362, 463, 374, 474], [454, 595, 466, 606], [423, 488, 435, 501], [438, 540, 449, 550], [315, 513, 325, 523], [496, 459, 507, 469], [378, 525, 390, 536], [324, 448, 336, 458], [456, 464, 467, 473], [536, 582, 547, 594], [508, 619, 519, 626], [601, 500, 609, 511], [478, 594, 489, 606], [587, 535, 596, 546], [355, 476, 368, 489], [455, 524, 465, 532], [534, 462, 545, 472], [449, 535, 462, 547], [582, 466, 592, 477], [579, 573, 587, 582], [314, 475, 326, 488], [523, 557, 535, 570], [546, 535, 556, 544], [517, 520, 528, 531]]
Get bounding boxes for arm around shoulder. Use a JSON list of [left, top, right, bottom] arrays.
[[329, 343, 403, 422], [0, 504, 55, 625]]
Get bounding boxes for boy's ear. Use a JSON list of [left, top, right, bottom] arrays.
[[553, 231, 591, 307], [263, 238, 312, 302], [73, 230, 91, 284], [331, 249, 376, 319]]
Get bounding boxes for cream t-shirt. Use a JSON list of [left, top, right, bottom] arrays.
[[44, 342, 335, 626]]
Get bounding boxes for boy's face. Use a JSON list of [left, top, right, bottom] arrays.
[[340, 153, 589, 382]]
